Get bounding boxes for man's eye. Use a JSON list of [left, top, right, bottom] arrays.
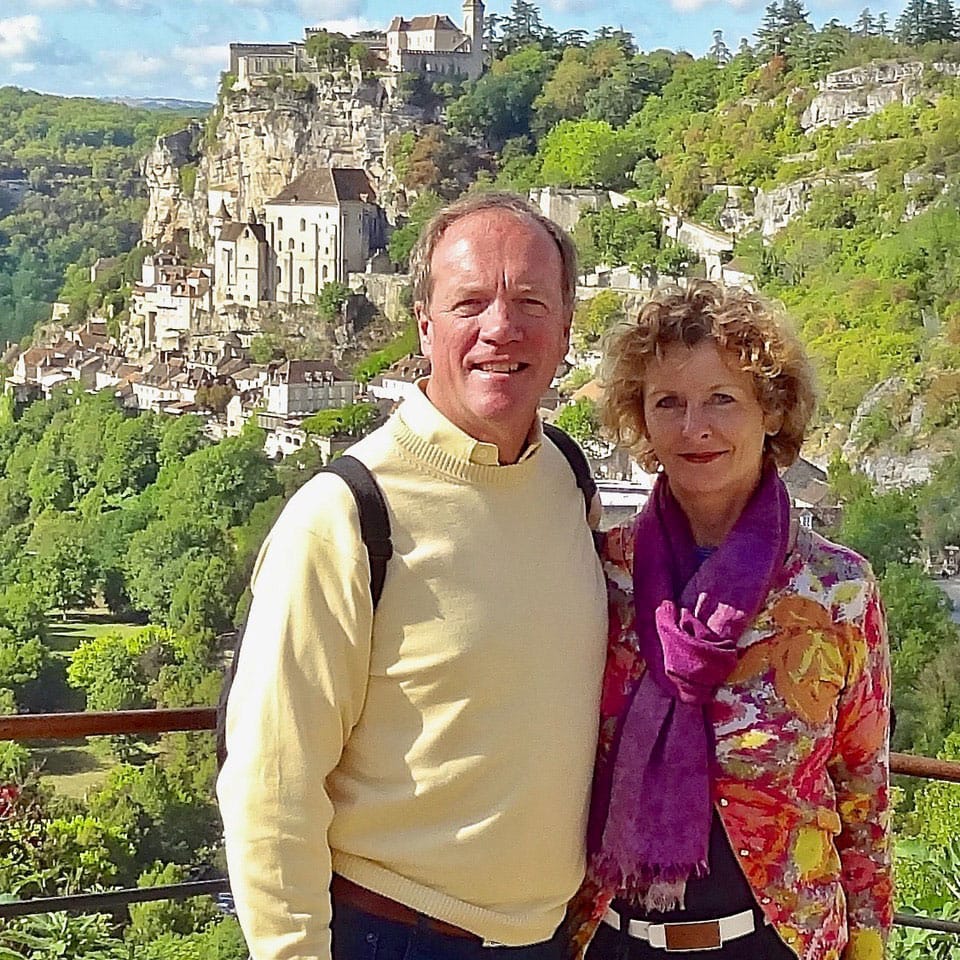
[[452, 300, 483, 315], [520, 299, 549, 316], [655, 396, 680, 409]]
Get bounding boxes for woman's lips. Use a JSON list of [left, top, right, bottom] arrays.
[[680, 452, 725, 463]]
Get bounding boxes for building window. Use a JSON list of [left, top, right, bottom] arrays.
[[301, 243, 305, 252], [277, 217, 283, 230], [288, 239, 294, 250], [300, 218, 306, 231], [244, 254, 250, 262], [322, 265, 329, 281], [277, 266, 282, 282], [298, 267, 305, 284]]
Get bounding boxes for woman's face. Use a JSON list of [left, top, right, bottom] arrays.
[[642, 339, 780, 508]]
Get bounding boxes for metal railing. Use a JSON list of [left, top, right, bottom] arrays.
[[2, 708, 959, 939]]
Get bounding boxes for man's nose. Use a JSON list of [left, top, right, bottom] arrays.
[[478, 296, 521, 342]]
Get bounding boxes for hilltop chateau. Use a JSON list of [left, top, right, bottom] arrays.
[[230, 0, 486, 86]]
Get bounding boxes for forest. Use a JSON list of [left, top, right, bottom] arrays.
[[1, 0, 960, 955], [0, 89, 199, 347]]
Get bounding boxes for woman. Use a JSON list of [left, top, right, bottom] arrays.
[[568, 281, 892, 960]]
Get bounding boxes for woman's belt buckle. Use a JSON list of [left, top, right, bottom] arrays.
[[659, 919, 722, 951]]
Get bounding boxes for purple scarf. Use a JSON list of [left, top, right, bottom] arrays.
[[592, 466, 791, 911]]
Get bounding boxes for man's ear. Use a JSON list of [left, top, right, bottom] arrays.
[[415, 301, 432, 358]]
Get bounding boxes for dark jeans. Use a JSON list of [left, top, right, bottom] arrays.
[[331, 900, 567, 960], [585, 914, 796, 960]]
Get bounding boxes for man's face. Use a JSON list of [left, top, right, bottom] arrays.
[[416, 209, 571, 463]]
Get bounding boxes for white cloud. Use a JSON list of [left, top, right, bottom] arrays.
[[104, 49, 166, 77], [173, 43, 227, 66], [0, 16, 43, 59], [11, 61, 39, 74], [171, 43, 228, 90], [320, 16, 380, 33]]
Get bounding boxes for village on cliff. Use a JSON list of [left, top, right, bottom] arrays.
[[5, 4, 941, 523]]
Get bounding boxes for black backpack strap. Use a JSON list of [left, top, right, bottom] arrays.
[[323, 455, 393, 607], [217, 455, 392, 770], [542, 422, 598, 521]]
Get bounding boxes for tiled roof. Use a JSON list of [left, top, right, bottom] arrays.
[[393, 15, 461, 31], [268, 168, 376, 205], [219, 222, 267, 243], [271, 359, 351, 384]]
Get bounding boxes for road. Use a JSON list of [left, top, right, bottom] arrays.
[[936, 574, 960, 625]]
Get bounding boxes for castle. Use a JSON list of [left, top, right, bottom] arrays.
[[229, 0, 486, 86]]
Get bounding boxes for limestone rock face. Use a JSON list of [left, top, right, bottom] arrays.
[[754, 170, 878, 237], [842, 377, 946, 489], [799, 60, 959, 131], [140, 124, 205, 249], [141, 78, 426, 254]]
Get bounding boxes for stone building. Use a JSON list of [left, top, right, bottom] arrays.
[[263, 168, 385, 303], [128, 252, 213, 356], [214, 217, 273, 306], [386, 0, 484, 79], [264, 359, 356, 417], [229, 42, 312, 87]]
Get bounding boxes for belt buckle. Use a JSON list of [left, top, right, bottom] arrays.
[[662, 920, 722, 952]]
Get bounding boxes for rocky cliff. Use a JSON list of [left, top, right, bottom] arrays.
[[754, 170, 878, 237], [800, 60, 960, 132], [141, 76, 427, 253]]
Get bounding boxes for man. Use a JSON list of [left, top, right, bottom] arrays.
[[217, 192, 607, 960]]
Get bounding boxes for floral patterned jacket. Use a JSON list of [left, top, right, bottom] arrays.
[[566, 524, 893, 960]]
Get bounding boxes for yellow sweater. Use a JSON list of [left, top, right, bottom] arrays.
[[217, 387, 607, 960]]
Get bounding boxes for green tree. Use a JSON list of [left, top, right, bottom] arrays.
[[317, 281, 352, 322], [305, 29, 352, 69], [918, 453, 960, 552], [553, 398, 601, 448], [833, 489, 921, 576], [447, 44, 553, 148], [537, 119, 640, 189], [388, 192, 444, 269], [26, 513, 97, 617], [572, 290, 625, 351]]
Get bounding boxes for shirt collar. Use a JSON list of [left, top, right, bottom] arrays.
[[399, 379, 543, 466]]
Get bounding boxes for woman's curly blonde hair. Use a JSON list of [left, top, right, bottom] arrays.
[[600, 281, 816, 473]]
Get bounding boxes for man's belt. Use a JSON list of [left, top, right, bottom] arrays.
[[331, 875, 479, 941]]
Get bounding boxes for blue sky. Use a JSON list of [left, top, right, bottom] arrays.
[[0, 0, 908, 102]]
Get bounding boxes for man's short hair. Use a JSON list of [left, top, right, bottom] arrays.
[[409, 192, 578, 315]]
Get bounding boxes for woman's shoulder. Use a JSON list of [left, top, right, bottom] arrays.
[[782, 526, 878, 620]]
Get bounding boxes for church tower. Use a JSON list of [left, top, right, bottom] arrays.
[[462, 0, 484, 54]]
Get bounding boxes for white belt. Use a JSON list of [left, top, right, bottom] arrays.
[[602, 906, 763, 952]]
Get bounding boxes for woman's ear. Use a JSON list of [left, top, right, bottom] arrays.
[[764, 408, 784, 437]]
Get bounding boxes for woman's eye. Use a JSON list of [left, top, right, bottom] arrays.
[[711, 393, 735, 404], [655, 396, 680, 409]]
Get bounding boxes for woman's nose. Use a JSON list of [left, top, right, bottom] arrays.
[[682, 406, 711, 439]]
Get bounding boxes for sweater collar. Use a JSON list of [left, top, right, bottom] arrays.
[[397, 379, 543, 466]]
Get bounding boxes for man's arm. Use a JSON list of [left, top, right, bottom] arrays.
[[217, 480, 374, 960]]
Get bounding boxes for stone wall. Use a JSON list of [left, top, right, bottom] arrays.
[[354, 272, 412, 326]]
